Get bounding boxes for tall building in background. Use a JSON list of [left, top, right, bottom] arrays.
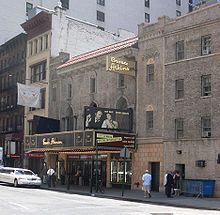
[[0, 0, 191, 45]]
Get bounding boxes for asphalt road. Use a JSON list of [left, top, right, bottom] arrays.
[[0, 183, 219, 215]]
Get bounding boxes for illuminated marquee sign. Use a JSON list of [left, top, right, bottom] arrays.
[[96, 132, 135, 148], [43, 138, 63, 145], [106, 56, 136, 76]]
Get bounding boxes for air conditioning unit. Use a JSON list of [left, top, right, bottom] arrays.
[[196, 160, 206, 167], [203, 131, 211, 138], [202, 49, 209, 55]]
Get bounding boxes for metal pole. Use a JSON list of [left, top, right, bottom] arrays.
[[122, 147, 126, 196], [95, 140, 98, 192]]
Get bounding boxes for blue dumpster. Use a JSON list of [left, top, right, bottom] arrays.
[[184, 179, 215, 197]]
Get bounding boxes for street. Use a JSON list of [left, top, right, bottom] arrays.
[[0, 183, 219, 215]]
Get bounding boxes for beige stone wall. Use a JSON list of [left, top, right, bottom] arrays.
[[132, 141, 164, 191]]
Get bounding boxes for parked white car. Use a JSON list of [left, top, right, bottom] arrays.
[[0, 167, 41, 187]]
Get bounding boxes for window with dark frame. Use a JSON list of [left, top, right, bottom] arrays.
[[97, 0, 105, 6], [97, 11, 105, 22], [118, 74, 125, 88], [67, 84, 72, 98], [201, 116, 211, 138], [146, 64, 154, 82], [145, 0, 150, 7], [146, 111, 153, 129], [201, 35, 211, 55], [176, 10, 181, 17], [176, 0, 181, 6], [201, 75, 211, 96], [29, 41, 33, 56], [145, 13, 150, 23], [45, 34, 48, 50], [175, 79, 184, 99], [61, 0, 69, 9], [30, 61, 46, 83], [40, 88, 46, 109], [26, 2, 33, 14], [90, 77, 96, 93], [40, 37, 43, 51], [175, 118, 184, 139], [176, 41, 184, 61], [34, 39, 38, 54]]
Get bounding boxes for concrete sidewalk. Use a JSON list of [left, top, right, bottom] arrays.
[[41, 183, 220, 211]]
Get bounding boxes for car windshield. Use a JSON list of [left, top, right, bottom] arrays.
[[15, 170, 34, 176]]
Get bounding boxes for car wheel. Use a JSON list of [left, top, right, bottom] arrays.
[[14, 179, 18, 187]]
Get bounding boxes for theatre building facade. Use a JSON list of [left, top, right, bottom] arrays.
[[24, 37, 138, 188]]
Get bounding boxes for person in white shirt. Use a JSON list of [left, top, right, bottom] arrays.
[[142, 169, 152, 198], [47, 166, 55, 188]]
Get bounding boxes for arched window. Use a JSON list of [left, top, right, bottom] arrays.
[[116, 97, 128, 110], [62, 105, 73, 131]]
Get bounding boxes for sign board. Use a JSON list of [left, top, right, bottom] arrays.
[[84, 106, 133, 132], [106, 56, 136, 76], [120, 148, 130, 158]]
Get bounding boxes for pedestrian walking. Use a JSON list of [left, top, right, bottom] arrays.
[[142, 170, 152, 198], [166, 170, 174, 198], [47, 166, 55, 188]]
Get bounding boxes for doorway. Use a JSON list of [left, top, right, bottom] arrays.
[[151, 162, 160, 191], [175, 164, 185, 179]]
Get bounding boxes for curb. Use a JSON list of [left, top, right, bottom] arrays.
[[40, 187, 220, 211]]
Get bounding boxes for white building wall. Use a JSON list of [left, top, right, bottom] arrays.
[[1, 0, 190, 45]]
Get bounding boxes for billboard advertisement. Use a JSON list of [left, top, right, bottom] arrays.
[[84, 106, 133, 132]]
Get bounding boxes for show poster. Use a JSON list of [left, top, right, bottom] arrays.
[[84, 106, 133, 132]]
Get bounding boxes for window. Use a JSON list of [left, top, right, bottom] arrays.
[[34, 39, 38, 54], [146, 64, 154, 82], [97, 11, 105, 22], [201, 35, 211, 55], [176, 0, 181, 6], [176, 10, 181, 17], [45, 34, 48, 49], [40, 88, 46, 109], [176, 41, 184, 61], [26, 2, 33, 15], [29, 41, 33, 56], [97, 0, 105, 6], [67, 84, 72, 98], [175, 79, 184, 99], [145, 13, 150, 23], [39, 37, 43, 51], [118, 74, 125, 88], [175, 118, 184, 139], [30, 61, 46, 83], [146, 111, 153, 129], [90, 77, 96, 93], [201, 116, 211, 138], [61, 0, 69, 9], [145, 0, 150, 7], [201, 75, 211, 96]]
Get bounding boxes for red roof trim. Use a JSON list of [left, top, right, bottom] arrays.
[[57, 37, 138, 70]]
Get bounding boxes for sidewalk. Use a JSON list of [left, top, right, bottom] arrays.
[[41, 183, 220, 211]]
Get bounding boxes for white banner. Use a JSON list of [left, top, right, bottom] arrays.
[[17, 83, 41, 108]]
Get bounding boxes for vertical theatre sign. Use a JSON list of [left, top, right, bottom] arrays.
[[106, 56, 136, 76]]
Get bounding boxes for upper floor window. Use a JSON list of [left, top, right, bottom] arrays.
[[145, 0, 150, 7], [30, 61, 46, 83], [67, 84, 72, 98], [90, 77, 96, 94], [61, 0, 69, 9], [201, 75, 211, 96], [146, 111, 153, 129], [176, 10, 181, 17], [97, 0, 105, 6], [34, 39, 38, 54], [26, 2, 33, 15], [176, 41, 184, 61], [40, 88, 46, 109], [146, 64, 154, 82], [97, 11, 105, 22], [201, 35, 211, 55], [29, 41, 33, 56], [45, 34, 48, 50], [39, 37, 43, 51], [176, 0, 181, 6], [201, 116, 211, 138], [175, 79, 184, 99], [145, 13, 150, 23], [118, 74, 125, 88], [175, 118, 184, 139]]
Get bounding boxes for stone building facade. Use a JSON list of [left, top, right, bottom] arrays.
[[136, 3, 220, 196]]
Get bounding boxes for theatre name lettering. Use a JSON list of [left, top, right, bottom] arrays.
[[43, 138, 63, 145], [96, 133, 135, 148], [106, 56, 136, 76]]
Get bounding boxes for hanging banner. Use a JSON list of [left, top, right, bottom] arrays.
[[17, 83, 41, 108]]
